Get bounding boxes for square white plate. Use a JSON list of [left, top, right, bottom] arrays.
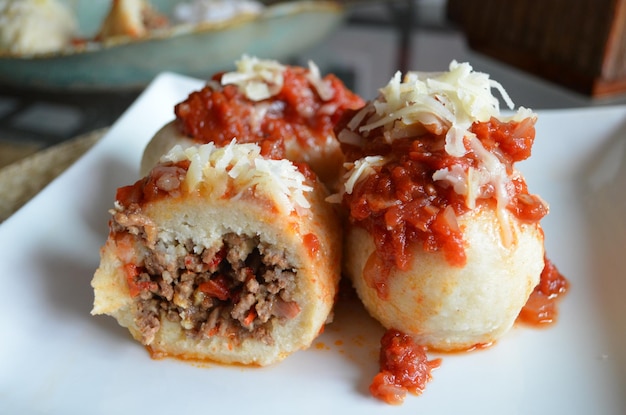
[[1, 73, 625, 414]]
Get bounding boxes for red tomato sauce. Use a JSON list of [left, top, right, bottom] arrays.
[[518, 257, 569, 325], [114, 159, 316, 214], [342, 118, 547, 296], [123, 263, 155, 298], [369, 255, 568, 405], [370, 329, 442, 405], [303, 233, 320, 257], [116, 161, 190, 208], [174, 66, 364, 160]]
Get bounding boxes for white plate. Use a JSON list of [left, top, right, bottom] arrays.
[[1, 73, 625, 414]]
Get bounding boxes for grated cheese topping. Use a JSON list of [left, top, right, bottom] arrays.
[[162, 140, 313, 213], [336, 61, 538, 244], [220, 55, 286, 101], [343, 156, 387, 195], [219, 55, 335, 102], [306, 60, 335, 101], [326, 156, 388, 204]]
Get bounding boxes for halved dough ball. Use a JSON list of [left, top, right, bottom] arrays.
[[93, 143, 341, 366]]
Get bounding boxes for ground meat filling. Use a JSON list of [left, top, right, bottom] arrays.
[[123, 231, 301, 346]]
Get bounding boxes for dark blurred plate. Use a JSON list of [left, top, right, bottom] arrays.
[[0, 0, 344, 90]]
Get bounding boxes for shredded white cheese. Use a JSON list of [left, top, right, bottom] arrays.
[[343, 156, 387, 195], [326, 156, 387, 204], [336, 61, 538, 244], [353, 61, 521, 146], [219, 55, 334, 103], [306, 60, 335, 101], [162, 140, 313, 212], [220, 55, 286, 101]]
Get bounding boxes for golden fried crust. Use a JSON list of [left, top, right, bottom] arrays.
[[344, 206, 544, 351]]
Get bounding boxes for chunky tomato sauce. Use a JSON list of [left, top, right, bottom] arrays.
[[174, 67, 364, 160], [370, 329, 442, 405], [342, 118, 547, 290], [116, 161, 190, 208], [518, 257, 569, 325], [115, 158, 318, 215]]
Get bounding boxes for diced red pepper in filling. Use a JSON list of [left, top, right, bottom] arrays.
[[198, 275, 231, 301]]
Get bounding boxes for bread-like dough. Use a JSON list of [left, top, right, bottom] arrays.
[[140, 120, 344, 190], [0, 0, 76, 54], [344, 205, 544, 351], [92, 155, 341, 366], [140, 121, 194, 177], [96, 0, 167, 39]]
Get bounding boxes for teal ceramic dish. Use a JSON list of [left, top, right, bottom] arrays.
[[0, 1, 344, 90]]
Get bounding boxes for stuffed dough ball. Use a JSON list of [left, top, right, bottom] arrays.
[[141, 55, 364, 190], [335, 61, 549, 351]]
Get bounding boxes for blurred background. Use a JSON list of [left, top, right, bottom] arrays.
[[1, 0, 626, 168]]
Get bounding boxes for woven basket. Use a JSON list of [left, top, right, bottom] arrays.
[[447, 0, 626, 97], [0, 130, 104, 222]]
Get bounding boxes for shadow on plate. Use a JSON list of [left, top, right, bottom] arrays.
[[320, 280, 386, 397], [32, 152, 137, 342], [579, 119, 626, 387], [33, 244, 132, 344]]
